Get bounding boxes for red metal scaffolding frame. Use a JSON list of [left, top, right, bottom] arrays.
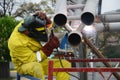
[[48, 58, 120, 80]]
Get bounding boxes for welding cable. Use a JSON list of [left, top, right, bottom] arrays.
[[56, 48, 81, 80], [52, 28, 80, 79]]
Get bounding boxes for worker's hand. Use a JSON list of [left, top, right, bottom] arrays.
[[41, 34, 60, 56], [48, 30, 60, 48], [49, 35, 60, 49]]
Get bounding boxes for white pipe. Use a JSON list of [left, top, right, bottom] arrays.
[[67, 23, 84, 47], [68, 30, 82, 47], [94, 22, 120, 32], [106, 22, 120, 32], [67, 0, 85, 47], [81, 0, 99, 25], [55, 0, 67, 15], [53, 0, 67, 26], [82, 0, 99, 13], [65, 23, 73, 32], [67, 15, 80, 20], [100, 14, 120, 22], [67, 3, 84, 9]]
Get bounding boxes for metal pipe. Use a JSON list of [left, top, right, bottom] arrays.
[[81, 0, 99, 25], [100, 14, 120, 22], [68, 1, 88, 79], [53, 0, 67, 26], [67, 15, 80, 20], [105, 22, 120, 32], [94, 22, 120, 32], [67, 3, 84, 9], [67, 23, 85, 47], [54, 14, 67, 26], [68, 31, 82, 47], [64, 23, 73, 32]]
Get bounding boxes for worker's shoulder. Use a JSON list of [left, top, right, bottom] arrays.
[[8, 33, 29, 47]]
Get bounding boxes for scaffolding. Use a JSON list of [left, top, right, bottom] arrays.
[[48, 36, 120, 80], [50, 0, 120, 80]]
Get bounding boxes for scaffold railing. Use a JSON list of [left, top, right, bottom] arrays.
[[48, 59, 120, 80]]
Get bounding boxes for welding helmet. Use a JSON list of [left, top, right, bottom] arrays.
[[18, 15, 48, 42]]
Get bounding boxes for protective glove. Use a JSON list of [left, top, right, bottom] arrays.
[[41, 32, 60, 56]]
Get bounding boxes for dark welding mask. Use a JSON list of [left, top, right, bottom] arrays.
[[18, 16, 48, 42]]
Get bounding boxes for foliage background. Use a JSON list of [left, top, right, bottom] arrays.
[[0, 16, 19, 62]]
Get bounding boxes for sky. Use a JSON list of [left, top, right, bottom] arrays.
[[101, 0, 120, 13]]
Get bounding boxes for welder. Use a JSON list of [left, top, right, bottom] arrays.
[[8, 11, 71, 80]]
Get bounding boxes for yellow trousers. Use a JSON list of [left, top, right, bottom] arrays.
[[17, 59, 71, 80]]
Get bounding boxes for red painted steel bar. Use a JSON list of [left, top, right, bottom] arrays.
[[53, 68, 120, 72], [67, 58, 120, 62], [48, 60, 120, 80], [48, 60, 54, 80]]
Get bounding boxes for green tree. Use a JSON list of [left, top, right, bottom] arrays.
[[13, 0, 54, 18], [0, 16, 19, 62], [103, 45, 120, 58], [99, 32, 120, 58]]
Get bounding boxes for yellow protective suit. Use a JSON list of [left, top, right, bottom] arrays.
[[8, 21, 71, 80]]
